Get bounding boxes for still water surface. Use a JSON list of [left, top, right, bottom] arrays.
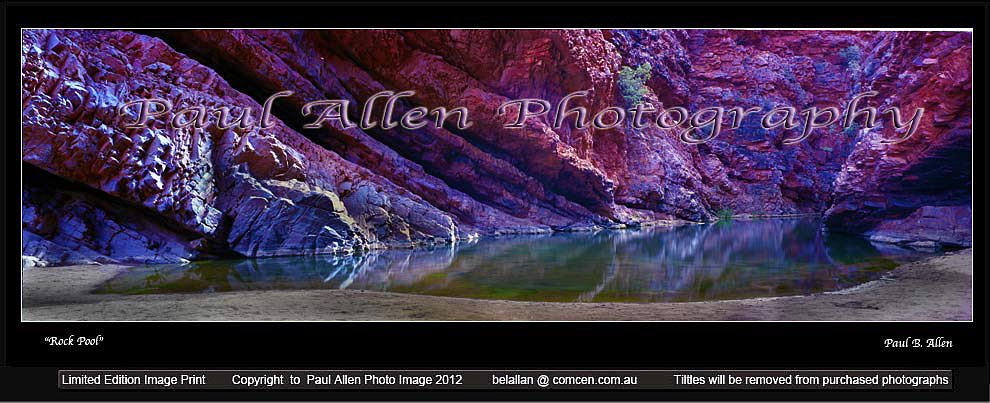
[[94, 218, 931, 302]]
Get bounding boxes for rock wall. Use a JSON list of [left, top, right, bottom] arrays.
[[21, 29, 972, 266], [824, 31, 973, 248], [22, 29, 459, 266]]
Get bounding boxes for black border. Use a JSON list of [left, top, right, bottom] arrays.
[[4, 1, 987, 401]]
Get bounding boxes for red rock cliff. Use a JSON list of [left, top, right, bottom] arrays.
[[21, 29, 972, 266]]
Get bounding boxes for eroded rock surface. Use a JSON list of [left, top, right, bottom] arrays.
[[22, 29, 458, 266]]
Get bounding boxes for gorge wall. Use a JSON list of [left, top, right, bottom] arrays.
[[20, 29, 973, 266]]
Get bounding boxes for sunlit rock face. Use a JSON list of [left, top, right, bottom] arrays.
[[20, 29, 972, 266]]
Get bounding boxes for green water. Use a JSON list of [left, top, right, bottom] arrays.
[[94, 218, 931, 303]]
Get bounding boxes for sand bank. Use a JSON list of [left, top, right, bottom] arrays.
[[21, 249, 972, 321]]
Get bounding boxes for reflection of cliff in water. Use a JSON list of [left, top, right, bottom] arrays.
[[96, 219, 929, 303], [592, 219, 889, 301], [95, 246, 461, 294]]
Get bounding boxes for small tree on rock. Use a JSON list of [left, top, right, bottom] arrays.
[[618, 62, 652, 108]]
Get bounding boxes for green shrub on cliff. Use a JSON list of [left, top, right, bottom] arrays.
[[617, 62, 652, 107], [716, 208, 734, 221]]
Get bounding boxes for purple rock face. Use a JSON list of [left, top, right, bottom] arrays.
[[20, 29, 972, 266]]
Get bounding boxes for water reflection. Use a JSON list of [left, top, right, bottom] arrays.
[[95, 218, 930, 302]]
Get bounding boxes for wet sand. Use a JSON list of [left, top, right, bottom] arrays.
[[21, 248, 972, 321]]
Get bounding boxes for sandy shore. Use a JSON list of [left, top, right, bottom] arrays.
[[21, 249, 972, 321]]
